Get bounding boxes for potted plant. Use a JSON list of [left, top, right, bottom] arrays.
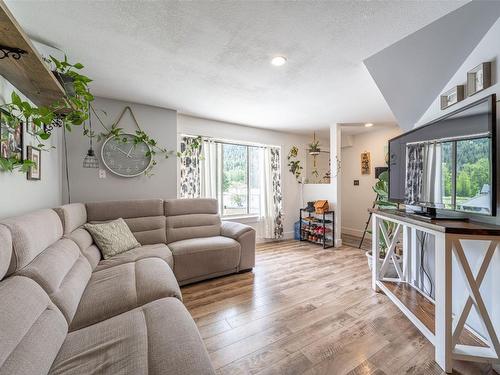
[[308, 140, 320, 155], [365, 170, 402, 277]]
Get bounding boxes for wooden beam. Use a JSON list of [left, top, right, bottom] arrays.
[[0, 0, 66, 108]]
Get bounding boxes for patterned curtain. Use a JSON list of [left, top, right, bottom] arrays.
[[179, 137, 201, 198], [405, 143, 424, 204], [262, 146, 284, 239]]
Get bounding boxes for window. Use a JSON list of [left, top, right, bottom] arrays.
[[439, 137, 491, 214], [221, 143, 264, 217], [455, 138, 491, 214]]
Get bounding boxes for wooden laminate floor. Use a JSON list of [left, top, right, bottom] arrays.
[[181, 240, 497, 375]]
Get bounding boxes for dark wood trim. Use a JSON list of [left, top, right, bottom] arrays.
[[371, 208, 500, 236]]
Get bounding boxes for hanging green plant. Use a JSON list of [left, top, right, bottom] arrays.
[[0, 55, 184, 176], [287, 145, 303, 182], [0, 55, 93, 172]]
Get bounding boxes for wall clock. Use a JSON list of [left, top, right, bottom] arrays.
[[101, 133, 152, 177]]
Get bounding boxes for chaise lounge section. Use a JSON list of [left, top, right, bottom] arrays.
[[0, 198, 256, 375]]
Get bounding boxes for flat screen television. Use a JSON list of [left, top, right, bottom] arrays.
[[388, 94, 497, 217]]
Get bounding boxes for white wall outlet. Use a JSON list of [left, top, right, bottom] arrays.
[[98, 169, 106, 179]]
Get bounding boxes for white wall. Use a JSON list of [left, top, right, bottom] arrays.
[[64, 97, 177, 203], [0, 76, 63, 219], [414, 18, 500, 345], [340, 126, 401, 237], [178, 114, 309, 240]]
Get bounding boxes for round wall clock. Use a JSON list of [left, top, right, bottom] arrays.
[[101, 133, 152, 177]]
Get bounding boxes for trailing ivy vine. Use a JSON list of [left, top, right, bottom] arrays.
[[0, 55, 177, 176]]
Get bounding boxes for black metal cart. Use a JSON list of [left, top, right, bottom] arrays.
[[299, 209, 335, 249]]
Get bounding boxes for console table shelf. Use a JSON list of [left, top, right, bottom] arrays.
[[379, 280, 486, 348], [371, 209, 500, 372]]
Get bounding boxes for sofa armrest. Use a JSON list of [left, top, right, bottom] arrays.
[[221, 221, 256, 271], [221, 221, 253, 239]]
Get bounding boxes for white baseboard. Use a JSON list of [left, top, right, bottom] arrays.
[[335, 239, 343, 247], [256, 231, 295, 243], [341, 226, 368, 238]]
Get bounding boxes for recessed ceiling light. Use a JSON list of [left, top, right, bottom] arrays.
[[271, 56, 287, 66], [364, 123, 374, 128]]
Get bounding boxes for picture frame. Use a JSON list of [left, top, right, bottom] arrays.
[[361, 151, 371, 175], [26, 118, 36, 135], [26, 146, 41, 180], [0, 109, 23, 161], [467, 62, 491, 97], [440, 85, 465, 110]]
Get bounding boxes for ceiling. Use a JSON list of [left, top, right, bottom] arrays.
[[341, 123, 398, 136], [6, 1, 467, 134]]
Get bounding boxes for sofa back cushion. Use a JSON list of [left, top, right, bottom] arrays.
[[54, 203, 101, 270], [164, 199, 221, 243], [0, 225, 12, 280], [0, 209, 63, 276], [86, 199, 167, 245], [0, 276, 67, 375], [0, 210, 92, 325]]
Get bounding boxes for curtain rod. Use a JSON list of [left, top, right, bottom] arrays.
[[180, 133, 280, 149], [405, 132, 490, 146]]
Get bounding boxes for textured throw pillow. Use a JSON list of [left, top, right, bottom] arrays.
[[84, 218, 141, 259]]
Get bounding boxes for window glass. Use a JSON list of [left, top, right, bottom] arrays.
[[440, 142, 454, 209], [222, 144, 248, 216], [455, 138, 491, 214]]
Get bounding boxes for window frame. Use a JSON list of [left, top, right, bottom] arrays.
[[220, 142, 256, 218]]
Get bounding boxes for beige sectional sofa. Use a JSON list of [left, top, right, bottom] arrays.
[[0, 198, 256, 375]]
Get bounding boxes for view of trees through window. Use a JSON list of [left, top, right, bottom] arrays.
[[222, 144, 263, 216], [441, 137, 491, 213]]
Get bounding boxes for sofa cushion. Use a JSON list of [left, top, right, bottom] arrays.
[[0, 276, 68, 375], [0, 209, 63, 276], [50, 298, 216, 375], [53, 203, 87, 234], [166, 213, 221, 243], [169, 236, 241, 283], [70, 257, 181, 331], [16, 238, 92, 324], [67, 228, 101, 270], [86, 199, 167, 245], [165, 198, 218, 216], [0, 225, 12, 280], [94, 243, 174, 272], [84, 218, 141, 260]]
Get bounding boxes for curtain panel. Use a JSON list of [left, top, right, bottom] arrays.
[[179, 136, 202, 198], [261, 146, 284, 239]]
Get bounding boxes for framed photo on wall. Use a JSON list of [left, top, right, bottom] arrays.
[[0, 109, 23, 161], [26, 146, 41, 180], [361, 151, 371, 175]]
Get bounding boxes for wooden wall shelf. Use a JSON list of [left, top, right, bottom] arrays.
[[0, 0, 66, 108]]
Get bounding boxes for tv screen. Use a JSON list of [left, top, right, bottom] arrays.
[[388, 94, 496, 216]]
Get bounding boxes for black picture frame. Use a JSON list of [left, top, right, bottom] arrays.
[[26, 146, 41, 180]]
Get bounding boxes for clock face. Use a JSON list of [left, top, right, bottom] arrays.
[[101, 134, 152, 177]]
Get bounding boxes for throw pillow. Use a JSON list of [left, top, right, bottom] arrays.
[[84, 218, 141, 259]]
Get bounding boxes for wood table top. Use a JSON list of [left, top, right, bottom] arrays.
[[370, 208, 500, 236]]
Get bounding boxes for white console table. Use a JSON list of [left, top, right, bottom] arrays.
[[370, 209, 500, 373]]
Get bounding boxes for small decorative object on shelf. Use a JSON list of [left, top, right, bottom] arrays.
[[467, 62, 491, 97], [440, 85, 465, 110], [299, 208, 334, 249]]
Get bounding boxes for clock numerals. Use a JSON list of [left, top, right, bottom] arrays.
[[102, 134, 152, 177]]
